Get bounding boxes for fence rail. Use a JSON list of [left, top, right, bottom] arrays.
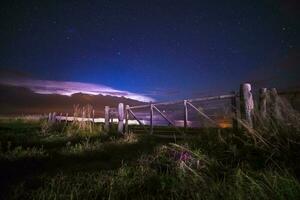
[[102, 83, 265, 134]]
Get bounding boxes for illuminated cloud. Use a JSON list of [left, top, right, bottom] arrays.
[[0, 77, 154, 102]]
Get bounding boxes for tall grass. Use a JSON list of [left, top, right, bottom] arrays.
[[0, 141, 47, 160], [62, 137, 103, 155], [9, 142, 300, 199], [235, 95, 300, 173], [65, 104, 102, 137], [40, 104, 103, 137], [3, 96, 300, 199]]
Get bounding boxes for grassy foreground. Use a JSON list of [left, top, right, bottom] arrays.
[[0, 116, 300, 199]]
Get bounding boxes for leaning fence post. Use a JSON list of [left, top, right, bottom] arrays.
[[239, 83, 254, 128], [231, 92, 238, 131], [150, 103, 153, 134], [118, 103, 124, 134], [259, 88, 267, 119], [105, 106, 110, 132], [125, 105, 129, 134], [184, 100, 188, 131]]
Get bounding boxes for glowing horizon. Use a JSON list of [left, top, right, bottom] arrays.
[[0, 77, 154, 102]]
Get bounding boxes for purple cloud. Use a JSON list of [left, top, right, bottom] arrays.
[[0, 77, 154, 102]]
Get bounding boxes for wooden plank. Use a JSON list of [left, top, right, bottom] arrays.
[[188, 94, 236, 103], [239, 83, 254, 128], [52, 112, 56, 122], [131, 94, 236, 109], [118, 103, 124, 134], [92, 109, 95, 124], [129, 94, 236, 109], [270, 88, 282, 120], [125, 105, 129, 134], [152, 105, 175, 126], [186, 101, 220, 127], [127, 108, 149, 133], [129, 104, 149, 109], [184, 100, 188, 130], [259, 88, 267, 119], [48, 113, 52, 122], [231, 92, 238, 130], [150, 103, 153, 134], [104, 106, 110, 132], [152, 105, 184, 134]]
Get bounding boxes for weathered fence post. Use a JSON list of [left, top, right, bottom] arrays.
[[125, 105, 129, 134], [239, 83, 254, 128], [92, 109, 95, 124], [184, 100, 188, 131], [118, 103, 124, 134], [231, 92, 238, 131], [150, 103, 153, 134], [66, 113, 68, 123], [52, 112, 57, 122], [259, 88, 267, 119], [270, 88, 282, 120], [48, 112, 52, 122], [104, 106, 110, 132]]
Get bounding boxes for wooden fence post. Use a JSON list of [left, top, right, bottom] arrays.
[[231, 92, 238, 131], [104, 106, 110, 132], [150, 103, 153, 134], [184, 100, 188, 130], [118, 103, 124, 134], [259, 88, 267, 119], [52, 112, 57, 122], [270, 88, 282, 120], [240, 83, 254, 128], [125, 105, 129, 134], [48, 113, 51, 122], [92, 109, 95, 124]]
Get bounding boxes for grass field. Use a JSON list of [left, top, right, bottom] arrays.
[[0, 115, 300, 199]]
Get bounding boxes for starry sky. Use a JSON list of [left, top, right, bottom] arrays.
[[0, 0, 299, 101]]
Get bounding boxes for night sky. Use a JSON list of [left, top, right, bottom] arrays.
[[0, 0, 299, 101]]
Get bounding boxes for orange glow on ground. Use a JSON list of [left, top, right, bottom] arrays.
[[217, 119, 232, 128]]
